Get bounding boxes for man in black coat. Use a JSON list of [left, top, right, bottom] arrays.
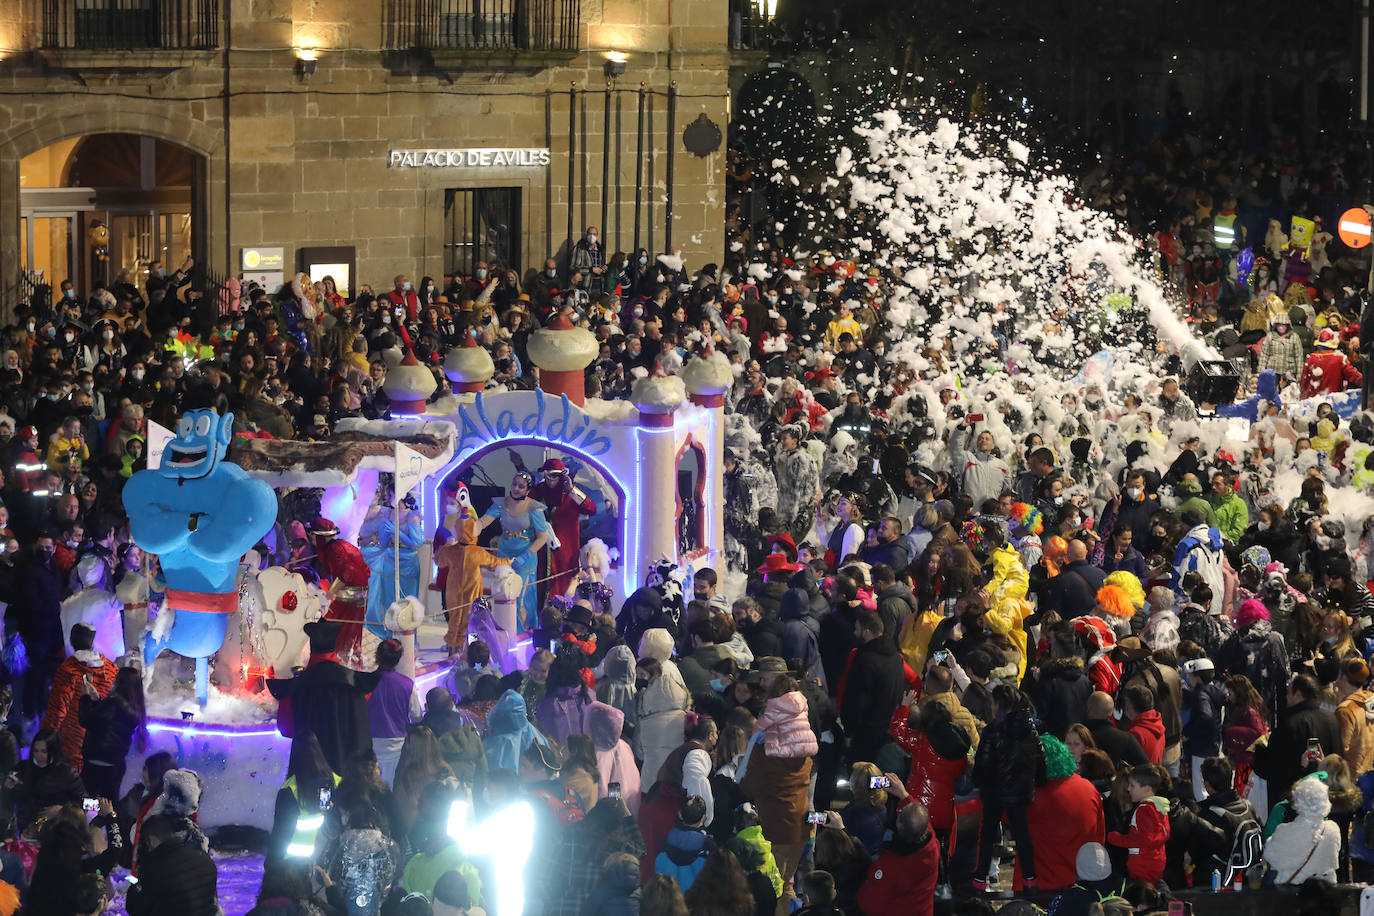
[[840, 610, 906, 765], [13, 533, 64, 722], [733, 595, 784, 660], [125, 814, 218, 916], [1253, 673, 1342, 799], [1047, 539, 1107, 619], [860, 518, 911, 573], [1084, 691, 1149, 769], [267, 620, 382, 772]]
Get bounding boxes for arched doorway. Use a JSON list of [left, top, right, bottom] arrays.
[[675, 438, 707, 560], [19, 133, 206, 303]]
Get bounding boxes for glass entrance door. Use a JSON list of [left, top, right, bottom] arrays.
[[21, 212, 78, 304], [110, 212, 155, 281]]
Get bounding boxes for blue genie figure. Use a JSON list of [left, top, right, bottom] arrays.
[[123, 409, 277, 705]]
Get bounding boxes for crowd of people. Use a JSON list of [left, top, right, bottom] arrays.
[[2, 123, 1374, 916]]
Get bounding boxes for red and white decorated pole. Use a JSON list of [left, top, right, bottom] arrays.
[[527, 312, 598, 407], [632, 365, 687, 570], [683, 346, 732, 560]]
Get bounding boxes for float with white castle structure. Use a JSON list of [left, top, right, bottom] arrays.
[[110, 325, 723, 830]]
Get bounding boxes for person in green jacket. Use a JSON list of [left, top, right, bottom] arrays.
[[1175, 475, 1218, 529], [401, 798, 483, 905], [1208, 470, 1249, 544]]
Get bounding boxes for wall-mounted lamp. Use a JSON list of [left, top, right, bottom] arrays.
[[756, 0, 779, 21], [603, 51, 628, 79], [294, 46, 319, 79]]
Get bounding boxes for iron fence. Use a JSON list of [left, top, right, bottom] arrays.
[[42, 0, 219, 50], [384, 0, 581, 52]]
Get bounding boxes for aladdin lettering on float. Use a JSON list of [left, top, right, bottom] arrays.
[[455, 389, 613, 457], [387, 148, 551, 168]]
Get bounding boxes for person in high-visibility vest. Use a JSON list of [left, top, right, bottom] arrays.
[[1214, 200, 1239, 251], [269, 731, 340, 862]]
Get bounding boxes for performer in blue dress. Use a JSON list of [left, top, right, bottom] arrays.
[[359, 491, 426, 640], [475, 471, 550, 631]]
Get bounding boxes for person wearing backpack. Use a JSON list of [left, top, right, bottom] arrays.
[[1194, 756, 1260, 877], [654, 795, 716, 893]]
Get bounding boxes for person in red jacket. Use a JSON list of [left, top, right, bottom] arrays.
[[1299, 328, 1362, 399], [1106, 764, 1170, 885], [856, 802, 940, 916], [309, 517, 372, 665], [886, 691, 970, 880], [1013, 735, 1106, 894], [1121, 684, 1165, 764]]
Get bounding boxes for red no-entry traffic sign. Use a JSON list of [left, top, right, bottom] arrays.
[[1339, 207, 1372, 248]]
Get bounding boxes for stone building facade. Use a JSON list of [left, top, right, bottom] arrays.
[[0, 0, 732, 309]]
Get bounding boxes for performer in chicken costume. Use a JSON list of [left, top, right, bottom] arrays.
[[509, 451, 595, 597], [308, 517, 371, 666], [123, 408, 277, 705], [435, 483, 514, 652]]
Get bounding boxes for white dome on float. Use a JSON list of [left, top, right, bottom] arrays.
[[527, 311, 598, 373], [631, 366, 687, 416], [443, 334, 495, 392], [383, 348, 438, 414], [681, 347, 733, 398]]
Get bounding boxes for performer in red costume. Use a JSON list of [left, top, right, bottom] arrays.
[[509, 451, 595, 597], [308, 517, 371, 665]]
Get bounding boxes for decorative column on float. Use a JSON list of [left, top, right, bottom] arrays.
[[443, 334, 495, 394], [527, 312, 598, 406], [681, 348, 732, 562], [632, 368, 687, 577], [383, 349, 438, 415]]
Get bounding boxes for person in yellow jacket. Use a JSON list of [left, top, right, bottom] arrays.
[[981, 532, 1033, 680], [899, 601, 946, 673], [824, 302, 864, 350], [46, 416, 90, 473]]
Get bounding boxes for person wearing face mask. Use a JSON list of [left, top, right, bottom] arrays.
[[387, 274, 420, 321], [532, 256, 563, 307], [1258, 311, 1305, 384], [16, 534, 65, 725], [459, 264, 488, 302], [570, 226, 605, 292]]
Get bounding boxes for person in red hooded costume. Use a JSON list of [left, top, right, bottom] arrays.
[[1013, 734, 1106, 894], [887, 690, 970, 885], [510, 451, 595, 597], [309, 517, 371, 666]]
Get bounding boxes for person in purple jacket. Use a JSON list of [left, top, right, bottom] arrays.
[[367, 638, 420, 784], [535, 655, 596, 745]]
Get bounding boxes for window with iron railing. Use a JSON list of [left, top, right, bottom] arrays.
[[42, 0, 219, 51], [383, 0, 581, 52]]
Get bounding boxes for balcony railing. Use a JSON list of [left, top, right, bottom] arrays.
[[42, 0, 219, 50], [729, 0, 769, 51], [383, 0, 581, 52]]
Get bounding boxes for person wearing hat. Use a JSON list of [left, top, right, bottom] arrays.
[[1014, 735, 1106, 895], [1180, 657, 1227, 800], [307, 517, 372, 665], [267, 619, 383, 772], [1045, 843, 1124, 916], [509, 452, 594, 598], [1300, 326, 1362, 399]]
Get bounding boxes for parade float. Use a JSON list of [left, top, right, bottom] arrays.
[[112, 324, 725, 829]]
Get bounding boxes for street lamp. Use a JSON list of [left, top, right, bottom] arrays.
[[757, 0, 778, 22]]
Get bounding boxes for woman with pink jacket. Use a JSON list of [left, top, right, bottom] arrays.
[[752, 679, 819, 758]]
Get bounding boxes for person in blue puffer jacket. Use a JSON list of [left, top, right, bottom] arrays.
[[1216, 368, 1280, 423]]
